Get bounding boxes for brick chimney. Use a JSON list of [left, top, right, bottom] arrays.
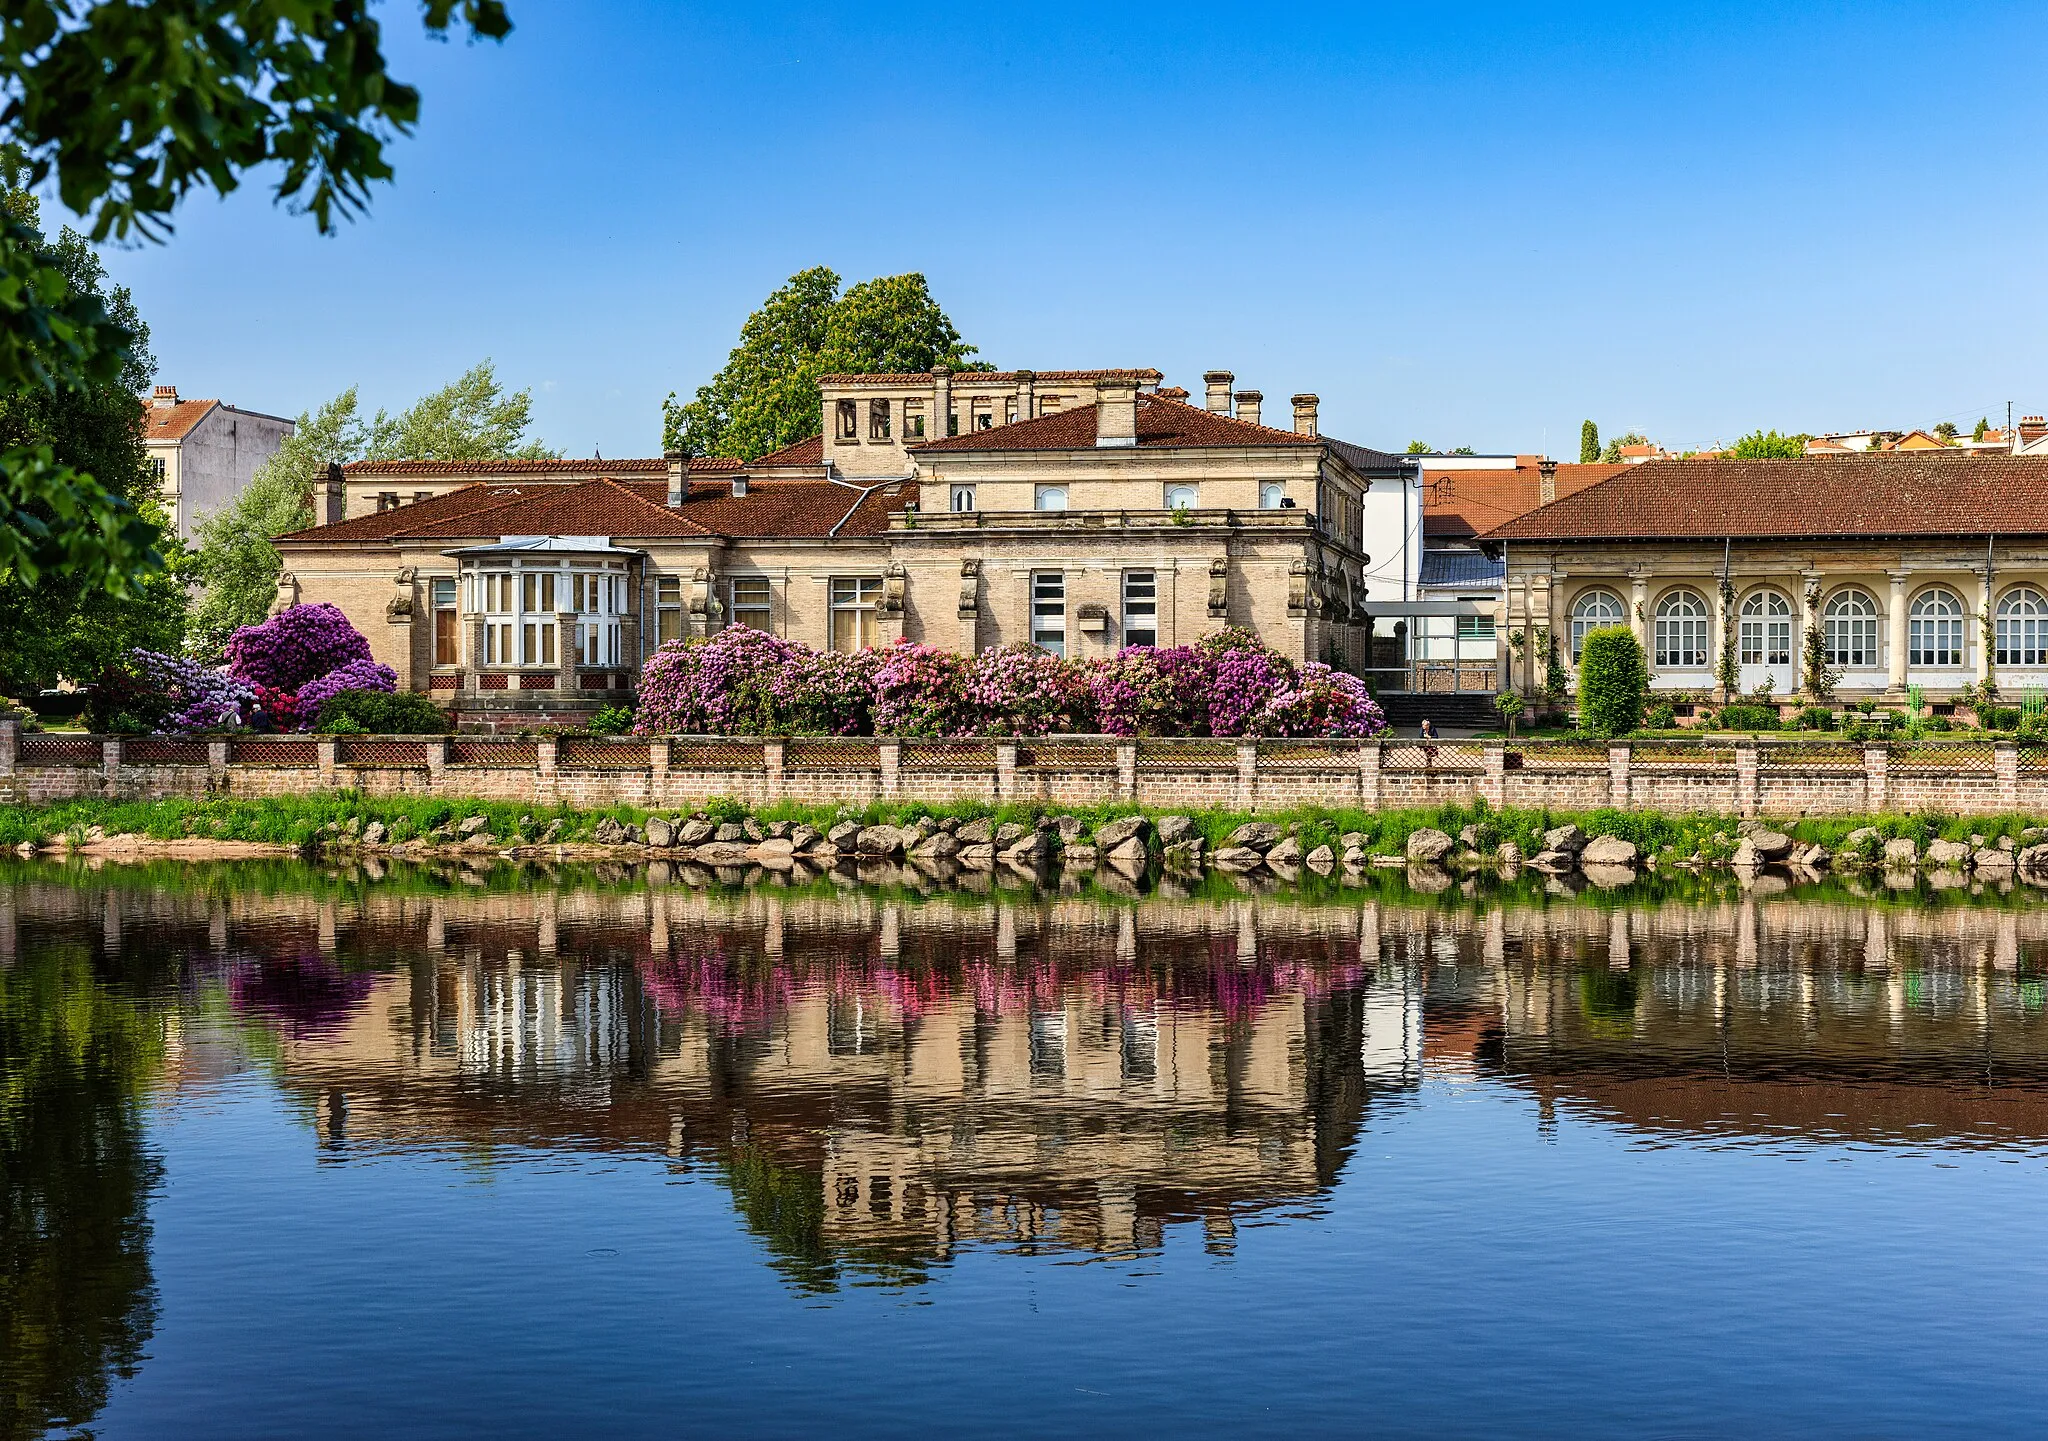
[[323, 463, 346, 526], [1014, 369, 1036, 423], [931, 363, 952, 438], [2022, 415, 2047, 446], [1290, 394, 1319, 437], [1539, 459, 1557, 506], [665, 449, 686, 507], [1234, 390, 1263, 428], [1203, 370, 1234, 414], [1095, 376, 1139, 448], [152, 384, 178, 408]]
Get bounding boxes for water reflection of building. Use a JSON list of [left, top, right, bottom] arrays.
[[14, 866, 2048, 1287]]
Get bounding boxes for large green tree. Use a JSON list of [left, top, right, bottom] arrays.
[[664, 269, 988, 461], [190, 365, 555, 656], [1579, 419, 1599, 464], [1728, 429, 1809, 459], [0, 0, 513, 600], [0, 190, 186, 696]]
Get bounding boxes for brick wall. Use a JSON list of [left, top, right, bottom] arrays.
[[0, 723, 2038, 817]]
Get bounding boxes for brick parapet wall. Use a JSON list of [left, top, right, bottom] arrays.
[[0, 721, 2036, 817]]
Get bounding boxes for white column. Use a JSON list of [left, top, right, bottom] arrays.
[[1887, 569, 1910, 694]]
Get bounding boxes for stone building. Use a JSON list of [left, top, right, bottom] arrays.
[[143, 383, 295, 538], [274, 367, 1422, 726], [1483, 453, 2048, 707]]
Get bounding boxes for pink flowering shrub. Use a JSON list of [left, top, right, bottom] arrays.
[[297, 658, 398, 713], [633, 624, 1384, 738], [872, 642, 977, 737], [1255, 663, 1388, 737], [226, 604, 374, 691], [964, 644, 1095, 734]]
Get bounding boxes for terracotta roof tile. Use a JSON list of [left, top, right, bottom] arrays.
[[1424, 462, 1627, 540], [912, 393, 1321, 454], [273, 483, 557, 543], [144, 399, 218, 442], [746, 435, 825, 468], [341, 456, 748, 477], [1482, 454, 2048, 543]]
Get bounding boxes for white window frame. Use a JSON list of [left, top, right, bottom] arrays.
[[1739, 589, 1792, 667], [1031, 572, 1066, 657], [1122, 570, 1157, 648], [1570, 588, 1624, 659], [1034, 485, 1068, 512], [1259, 482, 1287, 510], [1908, 586, 1965, 667], [1163, 484, 1198, 511], [1653, 589, 1709, 669], [655, 575, 684, 645], [1996, 585, 2048, 666], [950, 484, 976, 513], [830, 576, 883, 652], [1823, 588, 1880, 669]]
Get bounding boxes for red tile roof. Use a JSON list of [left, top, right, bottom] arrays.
[[746, 435, 825, 468], [342, 456, 742, 477], [911, 393, 1321, 454], [1424, 462, 1627, 540], [277, 474, 915, 545], [144, 399, 218, 442], [817, 368, 1162, 386], [1481, 454, 2048, 543]]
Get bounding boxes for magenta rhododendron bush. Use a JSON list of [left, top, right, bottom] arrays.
[[634, 627, 1387, 738], [225, 603, 375, 691]]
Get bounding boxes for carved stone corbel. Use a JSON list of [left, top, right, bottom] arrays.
[[880, 561, 908, 617], [271, 570, 300, 617], [957, 558, 981, 618], [385, 564, 418, 621], [1287, 558, 1310, 617], [1207, 557, 1229, 619]]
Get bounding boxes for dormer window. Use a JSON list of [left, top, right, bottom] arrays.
[[835, 400, 858, 441]]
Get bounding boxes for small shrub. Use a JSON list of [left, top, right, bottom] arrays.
[[313, 689, 452, 734], [586, 704, 635, 734], [1645, 702, 1675, 730], [1714, 703, 1780, 732], [1494, 691, 1526, 734], [1794, 704, 1834, 732], [1576, 626, 1648, 737], [1983, 706, 2022, 731]]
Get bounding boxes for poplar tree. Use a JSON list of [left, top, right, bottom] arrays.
[[1579, 419, 1599, 464]]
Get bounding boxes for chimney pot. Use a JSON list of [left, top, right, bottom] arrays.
[[1202, 370, 1233, 414], [1290, 393, 1319, 437], [152, 384, 178, 408], [1234, 390, 1263, 428], [665, 449, 686, 507], [1094, 377, 1140, 449]]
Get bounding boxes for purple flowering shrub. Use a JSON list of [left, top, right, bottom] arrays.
[[226, 603, 374, 691], [872, 643, 977, 737], [634, 624, 1384, 738], [296, 658, 398, 713], [89, 650, 258, 733]]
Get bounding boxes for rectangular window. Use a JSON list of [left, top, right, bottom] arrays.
[[947, 408, 959, 437], [730, 576, 772, 631], [830, 576, 883, 652], [835, 399, 858, 440], [1032, 572, 1066, 657], [432, 578, 458, 666], [1122, 571, 1157, 648], [951, 484, 976, 512], [903, 400, 926, 438], [972, 400, 994, 431], [377, 491, 399, 512], [414, 491, 432, 505], [521, 572, 556, 616], [869, 399, 892, 441], [1005, 398, 1018, 425], [656, 576, 683, 644], [1040, 395, 1061, 415], [149, 456, 166, 483]]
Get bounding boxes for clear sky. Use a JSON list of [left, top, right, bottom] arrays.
[[92, 0, 2048, 458]]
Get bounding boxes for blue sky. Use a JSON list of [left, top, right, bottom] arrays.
[[93, 1, 2048, 457]]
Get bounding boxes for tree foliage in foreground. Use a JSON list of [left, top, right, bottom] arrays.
[[0, 0, 514, 598], [190, 364, 555, 657], [0, 185, 186, 695], [663, 268, 990, 462]]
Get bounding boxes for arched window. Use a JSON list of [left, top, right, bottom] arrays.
[[1653, 589, 1709, 668], [1909, 587, 1965, 666], [1823, 588, 1880, 668], [1997, 585, 2048, 666], [1163, 484, 1198, 510], [1739, 589, 1792, 667], [1570, 588, 1624, 658]]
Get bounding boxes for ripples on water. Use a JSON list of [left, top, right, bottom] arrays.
[[7, 859, 2048, 1438]]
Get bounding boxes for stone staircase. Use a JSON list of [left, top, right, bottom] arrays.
[[1375, 692, 1500, 731]]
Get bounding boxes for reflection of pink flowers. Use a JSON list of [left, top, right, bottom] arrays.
[[227, 952, 375, 1039]]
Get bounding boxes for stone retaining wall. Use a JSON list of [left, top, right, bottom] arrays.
[[0, 722, 2039, 817]]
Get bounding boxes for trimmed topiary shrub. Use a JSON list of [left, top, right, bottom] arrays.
[[1576, 626, 1648, 737], [313, 689, 452, 734]]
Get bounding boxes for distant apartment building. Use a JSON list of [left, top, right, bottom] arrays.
[[143, 384, 295, 538]]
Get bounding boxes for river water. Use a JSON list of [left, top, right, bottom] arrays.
[[6, 857, 2048, 1439]]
